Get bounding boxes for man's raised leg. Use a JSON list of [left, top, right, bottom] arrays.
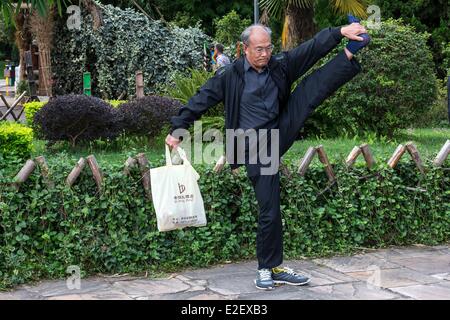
[[279, 51, 362, 156]]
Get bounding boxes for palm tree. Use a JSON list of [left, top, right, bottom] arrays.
[[0, 1, 64, 25], [1, 1, 108, 96], [260, 0, 368, 50]]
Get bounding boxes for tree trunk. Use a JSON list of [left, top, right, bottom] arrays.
[[30, 7, 55, 96], [14, 10, 33, 82], [83, 0, 103, 30], [282, 4, 316, 50]]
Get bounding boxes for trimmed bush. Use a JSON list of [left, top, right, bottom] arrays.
[[34, 94, 121, 146], [0, 157, 448, 289], [23, 101, 47, 127], [119, 95, 181, 137], [304, 19, 438, 138], [0, 122, 33, 158]]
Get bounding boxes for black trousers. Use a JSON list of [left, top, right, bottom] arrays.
[[248, 51, 361, 269]]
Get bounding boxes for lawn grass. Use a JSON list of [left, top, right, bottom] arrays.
[[30, 127, 449, 169], [282, 127, 450, 167]]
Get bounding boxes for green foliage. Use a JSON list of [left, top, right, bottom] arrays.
[[107, 100, 127, 108], [188, 116, 225, 140], [413, 79, 450, 128], [0, 14, 14, 43], [214, 10, 251, 47], [198, 116, 225, 133], [164, 68, 213, 105], [0, 1, 64, 26], [304, 19, 438, 138], [164, 68, 224, 117], [443, 42, 450, 77], [23, 101, 47, 127], [51, 3, 210, 99], [0, 156, 448, 289], [375, 0, 450, 79], [0, 122, 33, 159], [15, 80, 30, 98], [152, 0, 253, 36], [169, 11, 202, 29]]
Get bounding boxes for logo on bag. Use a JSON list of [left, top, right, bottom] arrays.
[[178, 183, 186, 194]]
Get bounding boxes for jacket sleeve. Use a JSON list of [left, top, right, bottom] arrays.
[[169, 70, 225, 138], [286, 27, 344, 83]]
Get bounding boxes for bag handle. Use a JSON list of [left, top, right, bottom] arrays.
[[165, 144, 173, 166], [165, 145, 189, 166]]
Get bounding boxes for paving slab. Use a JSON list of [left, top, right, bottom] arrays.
[[389, 281, 450, 300], [306, 281, 402, 300], [21, 278, 112, 298], [313, 253, 400, 273], [388, 255, 450, 275], [111, 278, 191, 299], [346, 267, 441, 288]]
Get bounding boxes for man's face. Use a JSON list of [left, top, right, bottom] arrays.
[[244, 28, 272, 71]]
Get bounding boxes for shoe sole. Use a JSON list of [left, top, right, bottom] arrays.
[[254, 280, 274, 290], [273, 278, 311, 286]]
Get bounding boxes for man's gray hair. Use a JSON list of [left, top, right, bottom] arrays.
[[241, 24, 272, 45]]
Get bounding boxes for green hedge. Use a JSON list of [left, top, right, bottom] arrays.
[[0, 155, 448, 289], [23, 100, 127, 128], [23, 101, 47, 127], [0, 122, 33, 159], [51, 3, 210, 99], [304, 19, 438, 138]]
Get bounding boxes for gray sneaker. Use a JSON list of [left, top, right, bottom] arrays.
[[254, 268, 274, 290], [272, 267, 310, 286]]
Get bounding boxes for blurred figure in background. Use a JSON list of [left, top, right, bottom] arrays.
[[213, 43, 231, 70]]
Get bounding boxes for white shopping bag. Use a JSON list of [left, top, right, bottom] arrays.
[[150, 145, 207, 232]]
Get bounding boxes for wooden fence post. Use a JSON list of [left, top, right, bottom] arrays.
[[298, 147, 316, 176], [346, 146, 362, 167], [360, 144, 375, 169], [86, 155, 103, 193], [387, 144, 406, 168], [136, 153, 151, 199], [13, 159, 36, 189], [123, 156, 138, 176], [316, 145, 336, 182], [213, 155, 227, 173], [136, 71, 144, 99], [405, 142, 425, 175], [66, 157, 86, 187], [433, 140, 450, 167]]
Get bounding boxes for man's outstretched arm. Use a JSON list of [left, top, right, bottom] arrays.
[[166, 70, 225, 149], [286, 23, 368, 82]]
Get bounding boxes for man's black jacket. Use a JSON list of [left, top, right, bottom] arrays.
[[170, 27, 345, 170]]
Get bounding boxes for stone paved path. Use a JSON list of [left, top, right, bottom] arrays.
[[1, 244, 449, 300]]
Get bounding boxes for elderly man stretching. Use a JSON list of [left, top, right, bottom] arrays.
[[166, 16, 370, 290]]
